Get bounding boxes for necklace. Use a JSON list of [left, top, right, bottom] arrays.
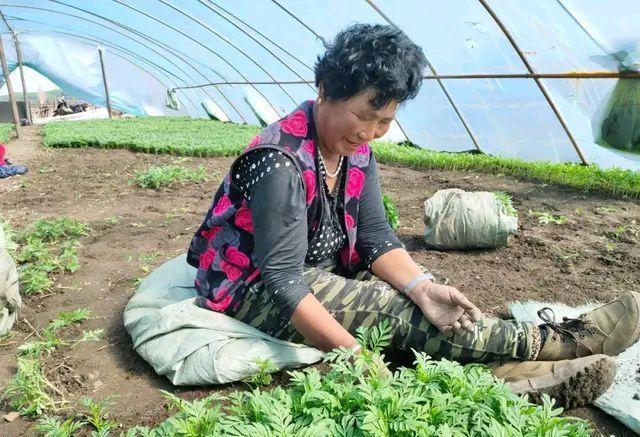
[[318, 146, 343, 178]]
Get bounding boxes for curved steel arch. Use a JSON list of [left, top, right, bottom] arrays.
[[6, 29, 201, 113], [198, 0, 316, 94], [111, 0, 285, 118], [42, 0, 244, 121], [477, 0, 588, 165], [157, 0, 298, 107], [209, 0, 314, 74], [0, 4, 234, 121], [362, 0, 481, 152]]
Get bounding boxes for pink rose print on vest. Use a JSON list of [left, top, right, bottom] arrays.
[[201, 226, 221, 241], [303, 139, 315, 156], [339, 246, 361, 267], [346, 167, 365, 199], [234, 204, 253, 233], [199, 248, 217, 270], [344, 212, 355, 230], [280, 110, 308, 137], [303, 169, 316, 204], [220, 246, 250, 281], [243, 134, 261, 152], [206, 287, 233, 312], [213, 194, 232, 216]]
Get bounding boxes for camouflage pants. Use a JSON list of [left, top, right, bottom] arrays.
[[234, 265, 537, 363]]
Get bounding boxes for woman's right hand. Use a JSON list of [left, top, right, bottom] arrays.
[[408, 281, 482, 337]]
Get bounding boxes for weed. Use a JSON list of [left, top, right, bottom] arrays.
[[104, 216, 121, 226], [34, 415, 86, 436], [81, 396, 118, 434], [244, 358, 279, 386], [382, 194, 400, 231], [18, 308, 92, 358], [13, 218, 88, 295], [132, 164, 208, 189], [2, 358, 58, 416], [494, 191, 518, 217], [596, 206, 616, 214], [28, 218, 88, 242], [607, 225, 627, 241], [529, 210, 568, 225], [20, 265, 55, 295]]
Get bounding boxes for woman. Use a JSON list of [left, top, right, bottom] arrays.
[[188, 24, 639, 406]]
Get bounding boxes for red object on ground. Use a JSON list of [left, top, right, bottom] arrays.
[[0, 144, 6, 166]]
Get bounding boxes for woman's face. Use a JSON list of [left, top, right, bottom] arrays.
[[316, 88, 398, 156]]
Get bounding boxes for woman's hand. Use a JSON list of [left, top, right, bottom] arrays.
[[408, 281, 482, 337]]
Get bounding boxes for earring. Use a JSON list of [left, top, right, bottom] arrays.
[[317, 97, 323, 104]]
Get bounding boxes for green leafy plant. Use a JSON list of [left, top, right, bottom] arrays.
[[4, 308, 96, 421], [81, 396, 118, 434], [34, 415, 86, 436], [29, 217, 88, 242], [244, 358, 280, 386], [382, 194, 400, 231], [372, 141, 640, 198], [529, 210, 568, 225], [42, 117, 259, 157], [132, 164, 209, 189], [132, 321, 590, 436], [18, 308, 92, 358], [12, 218, 88, 295], [2, 357, 58, 417], [494, 191, 518, 217]]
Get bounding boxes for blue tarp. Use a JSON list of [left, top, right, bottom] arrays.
[[1, 0, 639, 170]]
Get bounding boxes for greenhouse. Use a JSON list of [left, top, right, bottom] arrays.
[[0, 1, 639, 436]]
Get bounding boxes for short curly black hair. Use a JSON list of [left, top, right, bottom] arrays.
[[315, 23, 427, 109]]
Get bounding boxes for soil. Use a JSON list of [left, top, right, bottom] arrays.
[[1, 125, 639, 436]]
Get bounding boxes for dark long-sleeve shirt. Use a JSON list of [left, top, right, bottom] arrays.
[[232, 148, 403, 319]]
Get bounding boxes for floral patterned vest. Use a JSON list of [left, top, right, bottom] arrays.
[[187, 100, 371, 314]]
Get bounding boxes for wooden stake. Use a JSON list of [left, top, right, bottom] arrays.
[[13, 32, 31, 124], [0, 35, 20, 138], [98, 47, 112, 119]]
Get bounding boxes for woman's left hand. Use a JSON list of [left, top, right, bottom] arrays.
[[408, 281, 483, 337]]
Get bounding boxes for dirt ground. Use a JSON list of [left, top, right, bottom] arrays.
[[1, 125, 638, 436]]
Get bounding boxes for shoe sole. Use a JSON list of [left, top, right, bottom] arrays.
[[524, 357, 616, 409]]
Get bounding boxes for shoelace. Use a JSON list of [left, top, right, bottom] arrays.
[[537, 307, 597, 341]]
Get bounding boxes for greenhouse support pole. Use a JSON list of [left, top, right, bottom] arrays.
[[13, 32, 31, 124], [0, 33, 20, 138], [98, 47, 113, 118]]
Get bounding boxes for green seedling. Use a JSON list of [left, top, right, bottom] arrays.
[[13, 217, 88, 295], [27, 217, 88, 242], [244, 358, 279, 386], [132, 164, 208, 189], [529, 210, 567, 225], [596, 206, 616, 214], [104, 216, 120, 226], [371, 141, 640, 198], [2, 358, 59, 417], [81, 396, 118, 434], [129, 321, 589, 435], [34, 415, 87, 436], [494, 191, 518, 217]]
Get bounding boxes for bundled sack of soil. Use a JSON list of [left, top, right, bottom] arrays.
[[423, 188, 518, 250], [0, 224, 21, 335]]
